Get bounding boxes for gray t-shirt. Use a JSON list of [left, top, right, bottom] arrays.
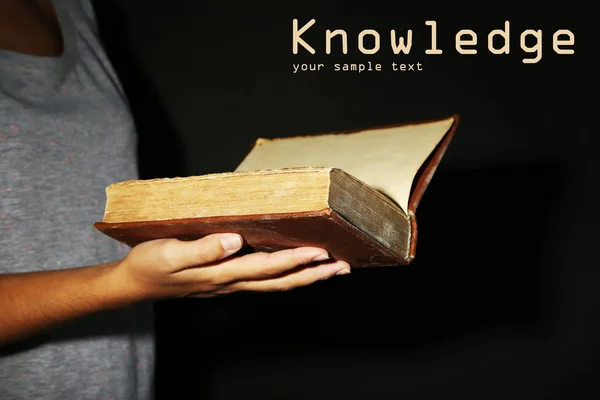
[[0, 1, 154, 399]]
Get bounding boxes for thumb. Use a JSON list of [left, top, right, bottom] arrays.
[[166, 233, 244, 269]]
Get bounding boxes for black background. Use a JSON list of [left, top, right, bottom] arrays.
[[92, 3, 597, 399]]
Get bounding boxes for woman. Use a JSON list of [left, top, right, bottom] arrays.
[[0, 1, 350, 398]]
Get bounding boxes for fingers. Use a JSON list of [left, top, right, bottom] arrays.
[[228, 260, 351, 293], [213, 247, 331, 283], [160, 233, 243, 272]]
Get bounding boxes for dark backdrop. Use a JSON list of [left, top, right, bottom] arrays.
[[92, 3, 597, 399]]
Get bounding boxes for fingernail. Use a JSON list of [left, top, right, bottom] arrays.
[[335, 269, 351, 276], [220, 234, 242, 252], [312, 253, 330, 262]]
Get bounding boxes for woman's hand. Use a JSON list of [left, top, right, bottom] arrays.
[[113, 233, 351, 300]]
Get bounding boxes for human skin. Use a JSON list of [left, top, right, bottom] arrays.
[[0, 233, 350, 344], [0, 1, 351, 345]]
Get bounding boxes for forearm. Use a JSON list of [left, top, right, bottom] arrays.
[[0, 261, 140, 345]]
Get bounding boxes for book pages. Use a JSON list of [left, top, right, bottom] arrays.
[[235, 117, 455, 213]]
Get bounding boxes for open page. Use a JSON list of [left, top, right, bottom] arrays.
[[235, 117, 455, 214]]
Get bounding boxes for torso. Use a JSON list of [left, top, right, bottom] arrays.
[[0, 1, 154, 398]]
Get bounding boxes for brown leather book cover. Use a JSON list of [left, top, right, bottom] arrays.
[[95, 209, 404, 268], [94, 115, 459, 268]]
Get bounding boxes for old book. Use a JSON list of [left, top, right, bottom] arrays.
[[95, 115, 459, 267]]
